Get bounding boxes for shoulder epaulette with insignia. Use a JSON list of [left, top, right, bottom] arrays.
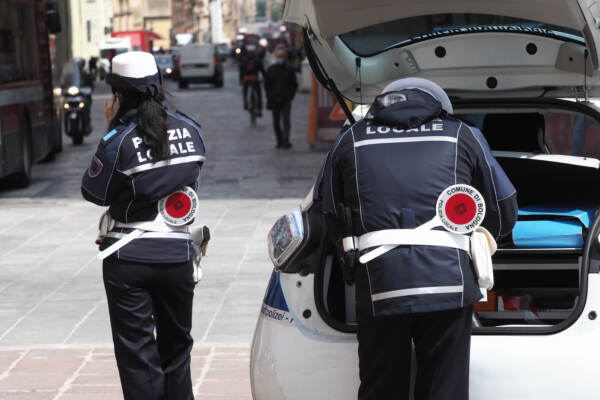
[[102, 129, 118, 142], [100, 122, 136, 147]]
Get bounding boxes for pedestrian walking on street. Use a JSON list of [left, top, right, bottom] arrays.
[[318, 78, 518, 400], [81, 51, 206, 400], [264, 45, 298, 149], [89, 55, 98, 80]]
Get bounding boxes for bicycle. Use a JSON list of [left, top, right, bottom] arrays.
[[245, 82, 262, 126]]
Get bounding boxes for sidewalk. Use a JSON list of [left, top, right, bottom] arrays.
[[0, 65, 324, 399], [0, 197, 300, 399], [0, 346, 251, 399]]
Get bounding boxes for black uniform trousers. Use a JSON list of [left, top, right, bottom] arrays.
[[356, 269, 472, 400], [103, 257, 195, 400], [271, 100, 292, 146], [357, 306, 473, 400]]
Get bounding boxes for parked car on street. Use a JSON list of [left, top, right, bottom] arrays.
[[177, 44, 224, 89], [251, 1, 600, 399], [216, 43, 231, 62]]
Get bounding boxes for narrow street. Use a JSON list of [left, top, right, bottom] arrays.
[[0, 62, 326, 399]]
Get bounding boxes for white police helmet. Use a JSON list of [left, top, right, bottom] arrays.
[[106, 51, 162, 97]]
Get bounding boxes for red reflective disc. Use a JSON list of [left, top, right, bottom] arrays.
[[444, 193, 477, 225], [165, 192, 192, 219]]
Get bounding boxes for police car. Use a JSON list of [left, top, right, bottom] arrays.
[[251, 1, 600, 399]]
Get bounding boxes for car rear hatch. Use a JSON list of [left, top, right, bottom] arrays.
[[284, 0, 600, 103], [180, 45, 215, 77], [282, 0, 600, 334]]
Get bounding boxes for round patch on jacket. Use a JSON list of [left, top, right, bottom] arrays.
[[158, 186, 198, 226], [88, 156, 103, 178], [436, 184, 485, 233]]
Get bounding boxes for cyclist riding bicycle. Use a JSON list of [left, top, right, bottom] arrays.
[[239, 49, 264, 117]]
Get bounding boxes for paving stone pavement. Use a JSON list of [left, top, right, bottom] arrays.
[[0, 63, 331, 398], [0, 346, 251, 399]]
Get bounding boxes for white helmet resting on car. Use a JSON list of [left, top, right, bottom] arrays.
[[381, 77, 454, 114]]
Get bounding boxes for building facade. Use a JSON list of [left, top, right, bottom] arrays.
[[143, 0, 172, 50], [113, 0, 171, 50], [171, 0, 212, 45], [68, 0, 114, 59], [171, 0, 258, 46]]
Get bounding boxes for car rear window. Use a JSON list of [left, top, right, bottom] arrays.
[[154, 56, 173, 66], [457, 111, 600, 159], [340, 13, 585, 57], [181, 46, 213, 60]]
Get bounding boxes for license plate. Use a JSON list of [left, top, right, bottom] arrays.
[[69, 113, 78, 120], [184, 63, 208, 68]]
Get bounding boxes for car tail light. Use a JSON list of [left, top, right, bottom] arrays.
[[213, 54, 218, 67], [175, 55, 181, 68]]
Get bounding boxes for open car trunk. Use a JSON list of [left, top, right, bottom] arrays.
[[314, 97, 600, 333], [285, 0, 600, 105]]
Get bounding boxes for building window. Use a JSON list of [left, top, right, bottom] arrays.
[[87, 20, 91, 42]]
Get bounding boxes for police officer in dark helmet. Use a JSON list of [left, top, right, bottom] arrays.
[[317, 78, 518, 400], [81, 51, 206, 400]]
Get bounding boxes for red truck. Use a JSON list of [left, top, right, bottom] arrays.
[[111, 30, 163, 52]]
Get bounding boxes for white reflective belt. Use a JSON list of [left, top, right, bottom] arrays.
[[357, 229, 470, 264], [105, 231, 191, 240], [342, 215, 471, 264], [97, 214, 190, 261], [114, 218, 189, 233], [342, 237, 359, 253], [97, 229, 144, 260]]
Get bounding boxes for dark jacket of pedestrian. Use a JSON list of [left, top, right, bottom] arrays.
[[264, 60, 298, 108], [264, 49, 298, 149]]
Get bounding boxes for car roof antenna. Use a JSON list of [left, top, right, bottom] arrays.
[[355, 57, 364, 118], [584, 48, 589, 103]]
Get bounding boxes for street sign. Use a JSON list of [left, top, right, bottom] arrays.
[[307, 76, 352, 147]]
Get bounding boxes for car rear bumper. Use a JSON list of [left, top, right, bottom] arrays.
[[250, 312, 359, 400], [180, 67, 218, 79], [251, 272, 600, 400]]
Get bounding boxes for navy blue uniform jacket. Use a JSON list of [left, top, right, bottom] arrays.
[[81, 107, 206, 264], [317, 89, 518, 317]]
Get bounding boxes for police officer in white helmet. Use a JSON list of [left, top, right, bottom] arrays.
[[316, 77, 518, 399], [81, 51, 207, 400]]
